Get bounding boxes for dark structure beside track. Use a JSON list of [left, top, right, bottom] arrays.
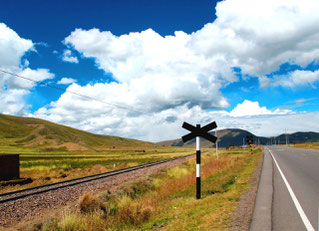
[[0, 154, 20, 181]]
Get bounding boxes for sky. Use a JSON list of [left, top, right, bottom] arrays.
[[1, 0, 319, 142]]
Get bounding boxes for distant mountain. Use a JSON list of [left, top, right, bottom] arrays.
[[0, 113, 154, 153], [157, 129, 319, 148], [275, 132, 319, 145], [158, 129, 258, 148]]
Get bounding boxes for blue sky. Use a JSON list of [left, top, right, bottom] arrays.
[[1, 0, 319, 141]]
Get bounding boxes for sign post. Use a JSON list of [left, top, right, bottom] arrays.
[[182, 121, 217, 199], [215, 130, 219, 160]]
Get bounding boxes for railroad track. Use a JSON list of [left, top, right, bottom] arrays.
[[0, 153, 197, 204]]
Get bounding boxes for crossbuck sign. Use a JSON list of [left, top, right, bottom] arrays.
[[182, 121, 217, 199]]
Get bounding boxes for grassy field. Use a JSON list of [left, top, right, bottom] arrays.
[[20, 147, 262, 231], [0, 113, 202, 193], [0, 147, 198, 194], [291, 142, 319, 150], [0, 113, 155, 155]]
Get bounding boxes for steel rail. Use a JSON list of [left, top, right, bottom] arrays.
[[0, 153, 198, 204]]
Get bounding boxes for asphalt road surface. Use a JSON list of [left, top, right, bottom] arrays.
[[268, 146, 319, 231]]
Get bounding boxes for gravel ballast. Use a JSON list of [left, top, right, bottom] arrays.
[[0, 156, 193, 228]]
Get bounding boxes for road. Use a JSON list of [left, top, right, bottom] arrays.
[[269, 146, 319, 231], [252, 146, 319, 231]]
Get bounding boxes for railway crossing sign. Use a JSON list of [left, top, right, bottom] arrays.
[[182, 121, 217, 199], [246, 135, 253, 145], [246, 135, 253, 154], [182, 122, 217, 143]]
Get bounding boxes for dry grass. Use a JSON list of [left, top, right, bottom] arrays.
[[19, 148, 262, 231], [79, 192, 108, 214], [292, 142, 319, 150]]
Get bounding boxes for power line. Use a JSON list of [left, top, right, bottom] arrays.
[[0, 69, 152, 116]]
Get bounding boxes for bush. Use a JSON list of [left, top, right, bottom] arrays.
[[79, 192, 108, 214], [59, 212, 83, 231], [117, 203, 152, 225]]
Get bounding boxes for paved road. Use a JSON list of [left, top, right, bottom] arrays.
[[269, 146, 319, 231]]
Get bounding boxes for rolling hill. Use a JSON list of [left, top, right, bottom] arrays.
[[2, 113, 319, 153], [0, 113, 154, 153], [158, 129, 319, 148]]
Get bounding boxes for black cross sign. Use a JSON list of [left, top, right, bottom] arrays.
[[182, 121, 217, 143]]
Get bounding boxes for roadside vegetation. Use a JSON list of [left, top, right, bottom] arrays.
[[22, 147, 262, 231], [291, 142, 319, 150]]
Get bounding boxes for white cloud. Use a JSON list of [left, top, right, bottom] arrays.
[[33, 96, 318, 141], [61, 49, 79, 63], [259, 76, 271, 88], [3, 0, 319, 141], [196, 0, 319, 76], [259, 70, 319, 88], [275, 70, 319, 87], [0, 23, 54, 115], [0, 88, 30, 115], [58, 77, 77, 85], [0, 23, 33, 70], [229, 100, 292, 117], [64, 28, 233, 111], [63, 0, 319, 115], [32, 0, 319, 141]]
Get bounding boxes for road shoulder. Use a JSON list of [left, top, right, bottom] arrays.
[[250, 147, 273, 231], [227, 150, 264, 231]]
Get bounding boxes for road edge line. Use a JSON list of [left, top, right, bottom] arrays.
[[268, 147, 315, 231]]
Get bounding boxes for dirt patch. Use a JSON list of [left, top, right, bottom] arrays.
[[227, 152, 264, 231], [56, 142, 89, 151], [87, 164, 109, 174]]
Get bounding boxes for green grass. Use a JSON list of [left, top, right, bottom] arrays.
[[0, 113, 155, 155]]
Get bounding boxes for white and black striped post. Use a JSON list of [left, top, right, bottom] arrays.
[[182, 121, 217, 200], [196, 125, 201, 199]]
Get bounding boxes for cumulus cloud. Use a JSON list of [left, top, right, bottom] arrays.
[[3, 0, 319, 141], [229, 100, 292, 117], [63, 0, 319, 115], [64, 28, 232, 112], [33, 96, 315, 141], [0, 23, 54, 115], [31, 0, 319, 141], [201, 0, 319, 76], [0, 88, 30, 115], [58, 77, 77, 85], [0, 23, 33, 70], [259, 70, 319, 88], [275, 70, 319, 87], [61, 49, 79, 63]]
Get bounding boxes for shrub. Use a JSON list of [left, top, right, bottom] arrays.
[[59, 212, 83, 231], [79, 192, 108, 214], [117, 202, 152, 225], [120, 179, 154, 199]]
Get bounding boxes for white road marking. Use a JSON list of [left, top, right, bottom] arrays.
[[267, 147, 315, 231]]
